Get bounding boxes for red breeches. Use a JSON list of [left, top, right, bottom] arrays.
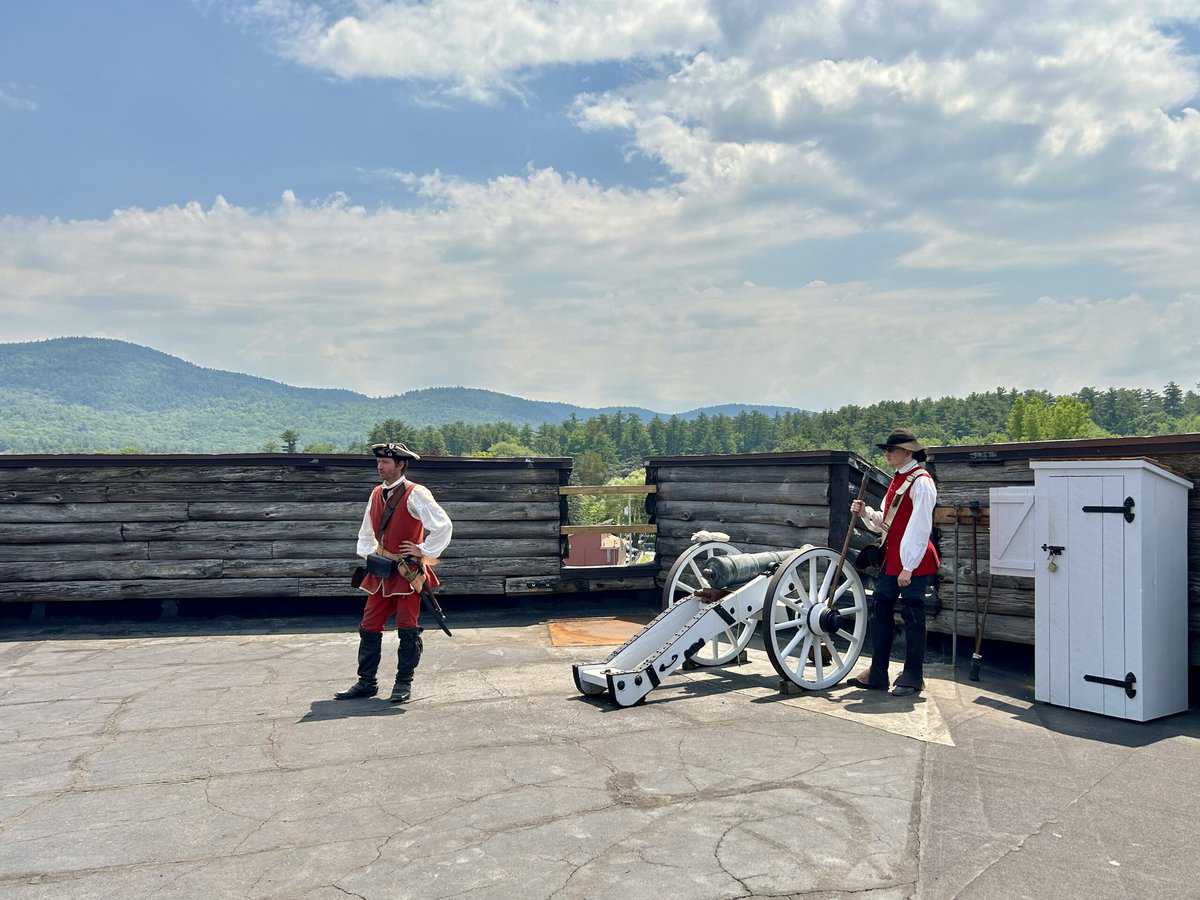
[[360, 590, 420, 632]]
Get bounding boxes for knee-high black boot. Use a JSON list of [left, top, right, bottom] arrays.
[[389, 627, 423, 703], [334, 629, 382, 699]]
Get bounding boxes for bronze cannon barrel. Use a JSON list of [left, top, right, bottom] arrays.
[[701, 551, 793, 590]]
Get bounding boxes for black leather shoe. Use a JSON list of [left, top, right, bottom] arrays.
[[334, 680, 378, 700], [889, 685, 919, 697], [846, 676, 886, 690], [388, 682, 412, 704]]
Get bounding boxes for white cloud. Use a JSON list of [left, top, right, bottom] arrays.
[[8, 1, 1199, 411], [235, 0, 720, 102], [0, 84, 37, 112]]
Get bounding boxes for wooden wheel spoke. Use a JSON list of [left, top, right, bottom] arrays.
[[836, 628, 854, 642], [688, 559, 710, 589], [774, 618, 802, 632], [825, 638, 844, 670]]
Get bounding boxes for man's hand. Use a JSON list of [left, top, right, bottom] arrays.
[[397, 541, 424, 558], [898, 569, 913, 588], [850, 499, 866, 517]]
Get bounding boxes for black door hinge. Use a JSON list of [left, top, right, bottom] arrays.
[[1081, 496, 1135, 523], [1083, 671, 1137, 699]]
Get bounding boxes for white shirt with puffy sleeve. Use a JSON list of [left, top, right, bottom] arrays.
[[356, 477, 453, 560], [858, 459, 937, 572]]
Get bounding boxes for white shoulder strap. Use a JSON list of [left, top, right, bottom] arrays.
[[880, 469, 927, 539]]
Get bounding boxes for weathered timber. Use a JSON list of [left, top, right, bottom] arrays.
[[183, 500, 558, 522], [657, 520, 828, 549], [656, 539, 818, 561], [505, 575, 657, 594], [656, 482, 828, 505], [927, 610, 1034, 644], [123, 519, 559, 542], [297, 576, 506, 597], [0, 560, 225, 582], [654, 500, 829, 529], [0, 541, 150, 562], [558, 485, 657, 496], [102, 482, 558, 504], [560, 524, 657, 535], [270, 538, 560, 559], [148, 541, 275, 560], [0, 502, 189, 523], [0, 579, 299, 602], [0, 523, 125, 544], [654, 465, 829, 484], [930, 461, 1034, 484], [0, 465, 561, 485], [224, 556, 561, 579], [0, 486, 108, 504]]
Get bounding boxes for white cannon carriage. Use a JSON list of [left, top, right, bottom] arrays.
[[572, 535, 869, 707]]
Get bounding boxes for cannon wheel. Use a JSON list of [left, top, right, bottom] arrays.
[[661, 540, 755, 667], [762, 546, 867, 690]]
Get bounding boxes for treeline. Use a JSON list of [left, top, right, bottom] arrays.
[[323, 383, 1200, 477]]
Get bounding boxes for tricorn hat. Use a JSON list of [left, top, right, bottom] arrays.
[[876, 427, 927, 461], [371, 442, 421, 463]]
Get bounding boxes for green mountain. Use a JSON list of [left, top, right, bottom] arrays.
[[0, 338, 805, 453]]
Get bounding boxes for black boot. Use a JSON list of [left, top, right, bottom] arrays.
[[389, 627, 423, 703], [335, 629, 382, 699]]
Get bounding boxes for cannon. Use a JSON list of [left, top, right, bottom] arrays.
[[572, 536, 869, 707]]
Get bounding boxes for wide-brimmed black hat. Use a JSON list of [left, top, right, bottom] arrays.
[[876, 428, 927, 460], [371, 442, 421, 462]]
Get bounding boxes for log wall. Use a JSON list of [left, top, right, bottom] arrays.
[[928, 434, 1200, 667], [0, 454, 572, 608], [646, 452, 890, 583]]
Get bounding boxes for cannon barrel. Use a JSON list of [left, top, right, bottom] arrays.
[[701, 551, 793, 590]]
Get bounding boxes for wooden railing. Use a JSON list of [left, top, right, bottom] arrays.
[[558, 484, 657, 535]]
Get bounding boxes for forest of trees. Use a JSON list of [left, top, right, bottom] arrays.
[[263, 382, 1200, 482]]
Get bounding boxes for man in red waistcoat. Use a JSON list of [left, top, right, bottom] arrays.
[[334, 442, 453, 703], [847, 428, 939, 697]]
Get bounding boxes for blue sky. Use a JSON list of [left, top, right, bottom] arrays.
[[2, 1, 1199, 411]]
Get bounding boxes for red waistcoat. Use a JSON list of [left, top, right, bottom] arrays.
[[358, 482, 441, 598], [880, 468, 940, 577]]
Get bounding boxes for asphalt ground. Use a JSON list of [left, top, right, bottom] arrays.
[[1, 598, 1198, 899]]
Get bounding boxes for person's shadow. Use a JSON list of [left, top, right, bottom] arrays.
[[299, 698, 407, 722]]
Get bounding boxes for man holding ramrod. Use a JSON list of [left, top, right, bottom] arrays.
[[334, 442, 453, 703], [847, 428, 939, 697]]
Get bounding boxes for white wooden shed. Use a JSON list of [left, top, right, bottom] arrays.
[[990, 458, 1192, 721]]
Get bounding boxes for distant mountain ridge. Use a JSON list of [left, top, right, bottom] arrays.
[[0, 338, 807, 453]]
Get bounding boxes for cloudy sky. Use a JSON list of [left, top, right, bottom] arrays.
[[2, 1, 1199, 411]]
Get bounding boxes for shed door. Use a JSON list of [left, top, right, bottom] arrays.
[[1046, 475, 1126, 715], [989, 486, 1035, 576]]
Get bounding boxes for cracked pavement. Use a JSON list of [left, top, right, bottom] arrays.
[[1, 602, 1198, 899]]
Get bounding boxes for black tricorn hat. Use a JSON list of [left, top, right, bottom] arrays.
[[876, 427, 927, 461], [371, 442, 421, 462]]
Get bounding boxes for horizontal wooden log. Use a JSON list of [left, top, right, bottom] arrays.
[[0, 502, 189, 523], [927, 609, 1034, 644], [655, 500, 829, 529], [504, 574, 657, 594], [0, 486, 108, 504], [0, 578, 299, 602], [657, 481, 828, 505], [0, 542, 150, 562], [184, 500, 558, 522], [226, 556, 561, 579], [657, 520, 827, 549], [655, 465, 829, 484], [123, 519, 558, 542], [560, 524, 656, 535], [933, 507, 990, 527], [930, 461, 1034, 484], [0, 560, 225, 582], [148, 541, 275, 560], [103, 483, 560, 504], [0, 523, 125, 544], [296, 576, 507, 597], [655, 539, 820, 565], [559, 485, 656, 496], [270, 538, 560, 559], [0, 465, 561, 485], [932, 584, 1035, 618]]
